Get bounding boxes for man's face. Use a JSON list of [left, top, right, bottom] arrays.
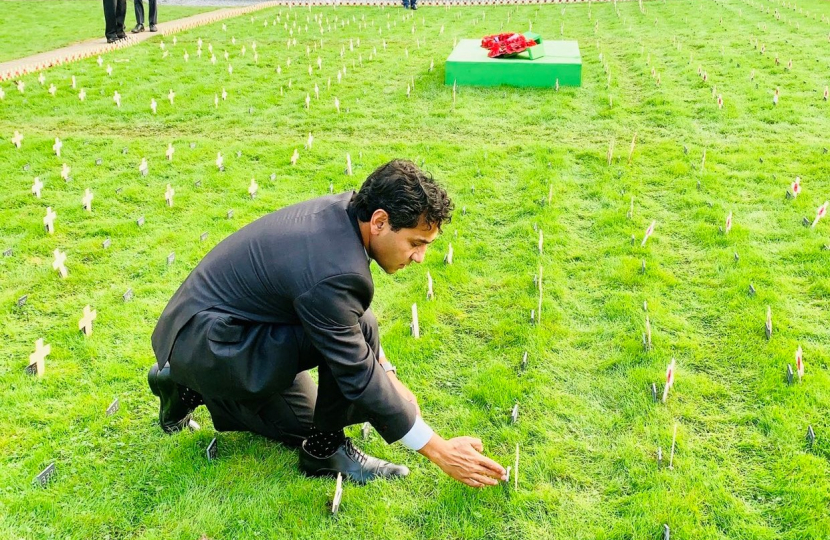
[[368, 210, 440, 274]]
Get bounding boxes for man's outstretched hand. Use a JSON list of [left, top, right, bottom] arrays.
[[418, 434, 507, 488]]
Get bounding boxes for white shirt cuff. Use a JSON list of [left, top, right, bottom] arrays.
[[398, 416, 434, 451], [378, 343, 386, 360]]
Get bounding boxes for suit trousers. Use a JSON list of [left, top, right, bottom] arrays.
[[134, 0, 157, 26], [169, 309, 381, 446], [103, 0, 127, 39]]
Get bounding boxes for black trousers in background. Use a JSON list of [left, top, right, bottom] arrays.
[[102, 0, 127, 39], [170, 310, 381, 447], [134, 0, 157, 26]]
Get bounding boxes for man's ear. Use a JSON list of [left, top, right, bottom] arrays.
[[370, 209, 389, 234]]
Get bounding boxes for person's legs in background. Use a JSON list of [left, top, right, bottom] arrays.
[[102, 0, 118, 41], [115, 0, 127, 38], [148, 0, 158, 31], [132, 0, 145, 33]]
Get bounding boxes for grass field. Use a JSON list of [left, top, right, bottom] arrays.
[[0, 0, 218, 63], [1, 0, 829, 538]]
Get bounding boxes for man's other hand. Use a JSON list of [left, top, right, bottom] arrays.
[[387, 373, 421, 417]]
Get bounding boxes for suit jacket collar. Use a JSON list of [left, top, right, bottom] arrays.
[[345, 192, 370, 264]]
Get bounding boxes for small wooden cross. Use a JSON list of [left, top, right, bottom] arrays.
[[32, 177, 43, 198], [82, 188, 93, 212], [426, 271, 434, 300], [78, 305, 97, 335], [11, 130, 23, 148], [248, 178, 258, 199], [444, 243, 453, 265], [410, 303, 420, 338], [27, 338, 51, 376], [43, 207, 57, 233], [53, 137, 62, 157], [514, 443, 520, 489], [165, 184, 175, 206], [52, 248, 68, 278], [166, 143, 174, 161], [331, 473, 343, 514]]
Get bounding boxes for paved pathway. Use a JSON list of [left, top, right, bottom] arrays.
[[0, 0, 284, 81]]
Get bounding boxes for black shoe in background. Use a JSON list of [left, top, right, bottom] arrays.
[[299, 438, 409, 484], [147, 363, 201, 433], [149, 24, 158, 32], [131, 24, 144, 33]]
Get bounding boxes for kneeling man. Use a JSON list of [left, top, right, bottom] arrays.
[[149, 159, 506, 488]]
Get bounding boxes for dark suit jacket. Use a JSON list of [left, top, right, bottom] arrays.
[[151, 192, 416, 443]]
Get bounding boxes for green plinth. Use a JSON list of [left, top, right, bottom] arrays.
[[445, 39, 582, 88]]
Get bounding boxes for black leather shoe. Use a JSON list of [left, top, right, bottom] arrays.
[[131, 24, 144, 33], [299, 438, 409, 484], [106, 36, 120, 43], [411, 5, 417, 9], [149, 24, 158, 32], [147, 363, 200, 433]]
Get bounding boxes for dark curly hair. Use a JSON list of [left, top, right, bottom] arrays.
[[352, 159, 453, 232]]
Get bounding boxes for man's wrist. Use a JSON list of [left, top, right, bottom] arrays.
[[417, 433, 445, 460]]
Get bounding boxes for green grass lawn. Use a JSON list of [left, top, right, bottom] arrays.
[[1, 0, 830, 538], [0, 0, 218, 63]]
